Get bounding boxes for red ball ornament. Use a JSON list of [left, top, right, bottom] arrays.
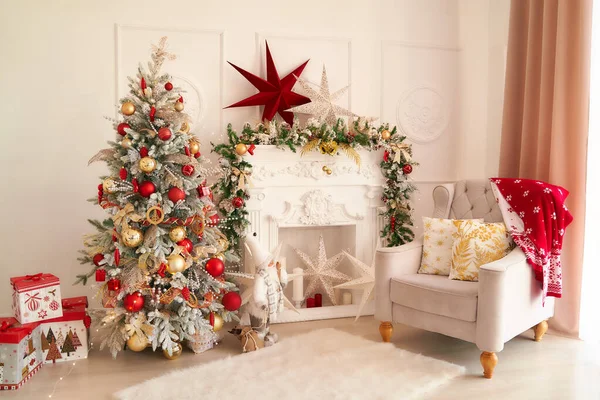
[[402, 164, 413, 175], [181, 165, 194, 177], [117, 123, 130, 136], [92, 253, 105, 267], [123, 292, 145, 312], [119, 167, 127, 180], [107, 278, 121, 291], [205, 258, 225, 278], [139, 181, 156, 197], [232, 197, 244, 208], [139, 147, 149, 157], [158, 127, 172, 141], [168, 187, 186, 203], [164, 82, 173, 91], [177, 238, 193, 254], [222, 291, 242, 311]]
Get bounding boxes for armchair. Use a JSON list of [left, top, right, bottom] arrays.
[[375, 180, 555, 378]]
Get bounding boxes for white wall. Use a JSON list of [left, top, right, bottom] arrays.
[[0, 0, 509, 314]]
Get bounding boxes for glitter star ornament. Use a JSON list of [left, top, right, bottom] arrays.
[[286, 65, 358, 124], [295, 235, 350, 305], [225, 41, 311, 126]]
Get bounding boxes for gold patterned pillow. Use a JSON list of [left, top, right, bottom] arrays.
[[449, 220, 514, 281], [418, 217, 483, 275]]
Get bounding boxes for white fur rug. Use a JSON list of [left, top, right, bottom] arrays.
[[114, 328, 465, 400]]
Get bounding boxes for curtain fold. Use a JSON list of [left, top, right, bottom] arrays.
[[499, 0, 592, 336]]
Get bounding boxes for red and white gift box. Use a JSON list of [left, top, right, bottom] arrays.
[[39, 297, 90, 364], [0, 318, 43, 390], [10, 273, 63, 324]]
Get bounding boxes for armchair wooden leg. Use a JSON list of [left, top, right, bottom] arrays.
[[480, 352, 498, 379], [379, 321, 393, 343], [534, 320, 548, 342]]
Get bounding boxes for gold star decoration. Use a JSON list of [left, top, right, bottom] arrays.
[[286, 65, 358, 124], [294, 235, 350, 305]]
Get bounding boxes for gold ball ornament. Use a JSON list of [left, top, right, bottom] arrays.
[[209, 313, 224, 332], [179, 122, 191, 134], [174, 101, 184, 112], [322, 166, 332, 175], [235, 143, 248, 156], [214, 253, 225, 261], [121, 227, 143, 248], [139, 157, 157, 173], [217, 237, 229, 252], [121, 138, 133, 149], [166, 254, 186, 274], [121, 102, 136, 116], [126, 333, 148, 352], [102, 178, 119, 194], [381, 130, 391, 140], [189, 141, 200, 155], [163, 342, 182, 360], [169, 226, 187, 242]]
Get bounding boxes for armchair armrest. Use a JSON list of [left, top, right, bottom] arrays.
[[476, 247, 554, 352], [375, 240, 423, 321]]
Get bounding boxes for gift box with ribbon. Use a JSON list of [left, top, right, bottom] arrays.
[[39, 297, 90, 364], [0, 317, 43, 390], [10, 273, 63, 324]]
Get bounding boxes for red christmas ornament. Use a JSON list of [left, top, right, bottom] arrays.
[[247, 144, 256, 155], [184, 146, 191, 156], [114, 248, 121, 266], [205, 258, 225, 277], [149, 106, 156, 122], [390, 216, 396, 231], [209, 214, 220, 226], [84, 315, 92, 329], [383, 150, 390, 162], [140, 77, 147, 90], [181, 287, 191, 301], [168, 187, 186, 203], [97, 184, 103, 192], [178, 96, 184, 104], [177, 238, 193, 254], [165, 82, 173, 91], [222, 291, 242, 311], [209, 312, 215, 327], [95, 269, 107, 282], [92, 253, 105, 267], [112, 229, 118, 242], [119, 167, 127, 180], [132, 178, 139, 193], [402, 164, 413, 175], [107, 278, 121, 291], [225, 41, 310, 125], [158, 127, 172, 141], [139, 147, 149, 157], [157, 263, 167, 278], [181, 165, 194, 177], [232, 197, 244, 208], [194, 152, 201, 159], [117, 123, 130, 136], [123, 292, 145, 312], [139, 181, 156, 197]]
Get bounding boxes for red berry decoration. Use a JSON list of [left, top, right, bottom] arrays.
[[177, 238, 193, 254], [117, 123, 130, 136], [107, 278, 121, 291], [164, 82, 173, 91], [168, 187, 186, 203], [95, 269, 107, 282], [92, 253, 105, 267], [158, 127, 172, 141], [232, 197, 244, 208], [205, 258, 225, 277], [222, 291, 242, 311], [139, 181, 156, 197], [402, 164, 413, 175], [194, 152, 201, 159], [119, 167, 127, 180], [383, 150, 390, 162], [123, 292, 145, 312], [181, 165, 194, 177], [140, 147, 149, 157]]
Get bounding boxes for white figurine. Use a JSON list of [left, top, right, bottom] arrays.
[[244, 237, 288, 346]]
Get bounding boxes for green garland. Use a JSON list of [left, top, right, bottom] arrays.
[[212, 118, 417, 254]]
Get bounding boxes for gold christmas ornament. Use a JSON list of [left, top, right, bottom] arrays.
[[322, 166, 332, 175], [126, 333, 148, 352], [189, 141, 200, 155], [174, 101, 184, 112], [190, 216, 205, 235], [381, 130, 391, 140], [139, 157, 157, 173], [235, 143, 248, 156], [215, 253, 225, 261], [179, 122, 191, 134], [217, 237, 229, 252], [121, 138, 133, 149], [121, 102, 136, 116], [166, 254, 186, 274], [319, 141, 338, 156], [102, 178, 119, 194], [169, 226, 187, 242], [163, 342, 182, 360], [210, 313, 224, 332], [146, 206, 164, 225], [122, 227, 143, 248]]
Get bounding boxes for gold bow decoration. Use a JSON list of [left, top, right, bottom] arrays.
[[389, 143, 412, 164], [232, 167, 253, 191], [112, 203, 144, 231]]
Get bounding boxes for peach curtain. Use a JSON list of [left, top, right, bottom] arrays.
[[499, 0, 592, 336]]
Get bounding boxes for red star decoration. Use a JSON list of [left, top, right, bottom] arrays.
[[225, 41, 311, 126]]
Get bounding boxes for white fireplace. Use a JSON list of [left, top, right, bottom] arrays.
[[244, 145, 386, 322]]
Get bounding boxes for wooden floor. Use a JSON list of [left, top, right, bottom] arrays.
[[4, 317, 600, 399]]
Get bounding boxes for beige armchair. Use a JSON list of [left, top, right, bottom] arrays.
[[375, 180, 555, 378]]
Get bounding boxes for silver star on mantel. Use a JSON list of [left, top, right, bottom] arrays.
[[295, 235, 350, 305], [286, 65, 358, 124], [334, 247, 377, 321]]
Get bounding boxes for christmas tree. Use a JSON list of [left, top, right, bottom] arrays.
[[77, 37, 241, 358], [61, 333, 76, 356], [46, 340, 62, 364], [70, 330, 82, 348], [46, 327, 56, 345], [41, 331, 50, 351], [56, 330, 65, 347]]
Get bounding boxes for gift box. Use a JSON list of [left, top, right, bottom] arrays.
[[39, 297, 90, 364], [186, 329, 218, 354], [10, 273, 63, 324], [0, 318, 43, 390]]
